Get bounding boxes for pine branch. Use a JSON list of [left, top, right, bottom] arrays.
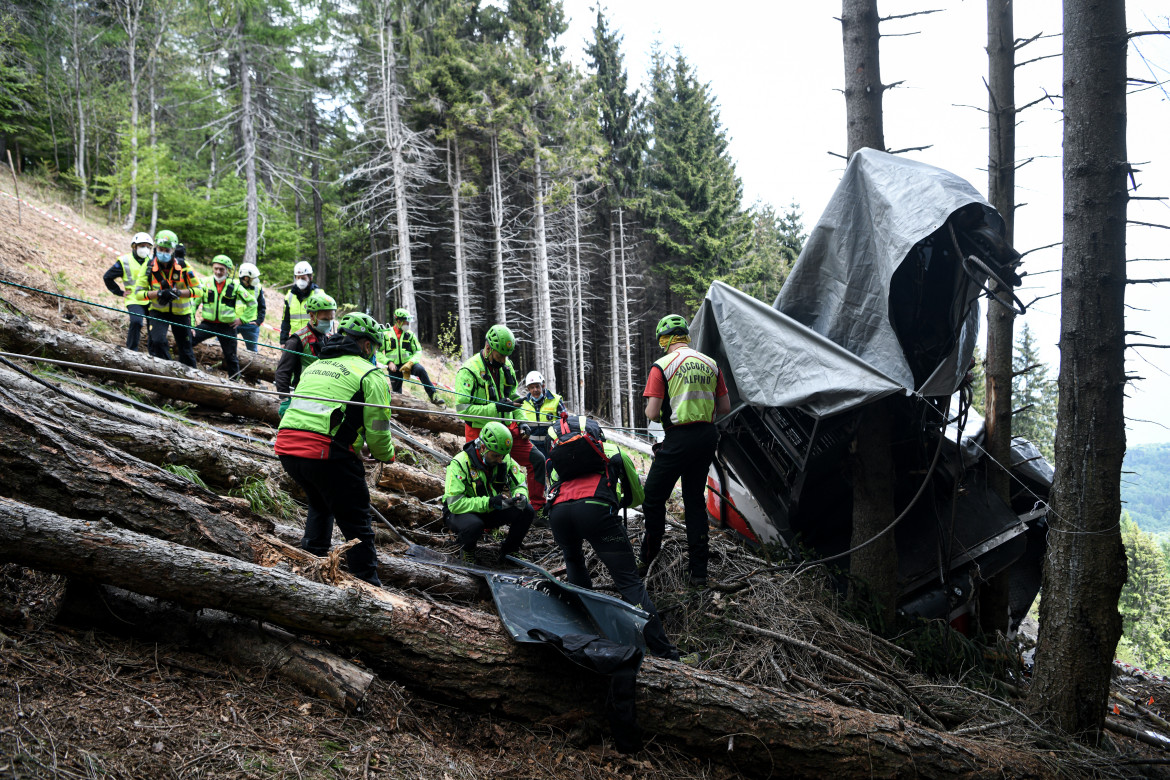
[[1017, 90, 1059, 112], [887, 145, 932, 155], [881, 31, 922, 38], [1128, 31, 1170, 39], [1126, 344, 1170, 349], [1129, 220, 1170, 231], [1012, 364, 1045, 379], [1020, 241, 1061, 258], [880, 10, 942, 21], [882, 80, 906, 91], [1026, 292, 1059, 307], [1016, 53, 1061, 68], [1128, 278, 1170, 284]]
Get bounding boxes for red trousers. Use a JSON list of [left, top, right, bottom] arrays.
[[464, 423, 546, 509]]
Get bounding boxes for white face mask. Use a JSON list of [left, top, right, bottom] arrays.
[[295, 277, 310, 290], [135, 246, 152, 259], [214, 271, 228, 282]]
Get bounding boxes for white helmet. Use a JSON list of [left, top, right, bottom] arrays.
[[293, 261, 314, 277], [238, 262, 260, 279], [523, 371, 545, 387], [131, 232, 153, 247]]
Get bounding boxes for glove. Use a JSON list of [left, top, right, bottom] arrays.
[[488, 494, 507, 511], [278, 399, 291, 417], [494, 401, 515, 415], [157, 288, 179, 304], [518, 423, 532, 439], [400, 362, 413, 374], [174, 244, 186, 260]]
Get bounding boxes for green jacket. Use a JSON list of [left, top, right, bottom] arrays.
[[381, 326, 422, 367], [116, 253, 150, 306], [237, 281, 261, 323], [199, 278, 252, 324], [277, 337, 394, 461], [455, 351, 520, 430], [444, 443, 528, 516]]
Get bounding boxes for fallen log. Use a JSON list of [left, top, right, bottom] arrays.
[[0, 499, 1054, 778], [58, 583, 374, 714], [389, 392, 463, 435], [0, 309, 279, 423], [376, 461, 446, 501], [369, 489, 442, 529], [195, 340, 279, 383]]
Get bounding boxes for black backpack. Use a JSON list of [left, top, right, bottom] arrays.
[[548, 415, 608, 481]]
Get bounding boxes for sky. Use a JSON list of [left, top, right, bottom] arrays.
[[557, 0, 1170, 446]]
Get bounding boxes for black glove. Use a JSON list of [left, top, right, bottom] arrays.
[[488, 494, 506, 511], [174, 244, 186, 260], [158, 288, 179, 304], [494, 401, 514, 415], [518, 423, 532, 438]]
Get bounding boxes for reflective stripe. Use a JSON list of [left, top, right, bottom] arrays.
[[290, 313, 309, 320], [661, 348, 716, 380], [367, 418, 392, 431], [673, 390, 715, 404], [455, 402, 473, 413], [289, 397, 334, 414]]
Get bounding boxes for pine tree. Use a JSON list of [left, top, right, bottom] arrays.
[[1011, 322, 1058, 462], [1119, 514, 1170, 670]]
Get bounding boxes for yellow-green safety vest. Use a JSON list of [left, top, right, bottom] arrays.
[[653, 347, 720, 427]]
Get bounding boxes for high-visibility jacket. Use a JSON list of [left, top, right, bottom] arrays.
[[550, 442, 644, 509], [237, 281, 262, 323], [275, 338, 394, 461], [651, 346, 720, 428], [281, 284, 319, 342], [382, 326, 422, 367], [134, 257, 200, 316], [199, 278, 252, 324], [518, 391, 565, 434], [443, 441, 528, 516], [454, 351, 520, 430], [115, 253, 149, 306]]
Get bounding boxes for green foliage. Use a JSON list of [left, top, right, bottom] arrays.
[[969, 345, 987, 416], [163, 464, 209, 490], [1011, 322, 1057, 461], [720, 202, 803, 303], [436, 312, 463, 363], [1119, 513, 1170, 671], [0, 10, 43, 138], [231, 477, 299, 521], [1123, 443, 1170, 537]]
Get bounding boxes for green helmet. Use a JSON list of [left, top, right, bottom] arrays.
[[655, 314, 689, 340], [478, 421, 513, 455], [393, 307, 412, 322], [155, 230, 179, 249], [485, 324, 516, 356], [337, 312, 381, 342], [211, 254, 234, 271], [304, 291, 337, 313]]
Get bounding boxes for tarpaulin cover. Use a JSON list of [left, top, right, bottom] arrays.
[[774, 148, 1000, 396]]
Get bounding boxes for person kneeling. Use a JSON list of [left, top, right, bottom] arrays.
[[443, 421, 535, 565]]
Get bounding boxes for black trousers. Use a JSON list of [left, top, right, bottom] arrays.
[[147, 310, 197, 368], [550, 499, 679, 660], [126, 304, 147, 351], [640, 422, 719, 580], [389, 363, 438, 399], [446, 504, 534, 555], [279, 454, 382, 586], [192, 320, 240, 378]]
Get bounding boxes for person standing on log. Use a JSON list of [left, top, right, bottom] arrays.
[[102, 231, 153, 351], [133, 229, 200, 368], [281, 260, 321, 344], [275, 291, 336, 417], [639, 314, 730, 588], [443, 421, 534, 565], [191, 255, 252, 380], [378, 308, 446, 407], [517, 370, 566, 459], [545, 415, 688, 662], [236, 262, 265, 353], [454, 325, 547, 513], [275, 312, 394, 587]]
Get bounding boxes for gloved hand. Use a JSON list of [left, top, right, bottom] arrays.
[[489, 494, 507, 511], [174, 244, 186, 260], [157, 288, 179, 304], [518, 423, 532, 439], [494, 400, 515, 415], [278, 399, 291, 417], [400, 362, 413, 375]]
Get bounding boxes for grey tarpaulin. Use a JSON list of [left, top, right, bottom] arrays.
[[773, 148, 1001, 398], [690, 280, 906, 418]]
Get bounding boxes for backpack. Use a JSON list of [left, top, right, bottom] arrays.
[[547, 415, 608, 481]]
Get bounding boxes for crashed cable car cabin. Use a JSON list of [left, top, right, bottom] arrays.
[[693, 149, 1049, 634]]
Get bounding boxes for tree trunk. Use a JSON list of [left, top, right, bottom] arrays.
[[841, 0, 885, 156], [978, 0, 1017, 635], [70, 2, 87, 208], [149, 51, 159, 234], [0, 309, 280, 423], [381, 11, 415, 322], [565, 182, 580, 410], [237, 12, 260, 267], [1027, 0, 1128, 739], [119, 0, 143, 231], [375, 462, 445, 501], [0, 500, 1054, 779], [618, 208, 635, 428], [532, 142, 555, 392], [490, 133, 507, 331], [59, 585, 375, 714], [310, 108, 328, 287], [449, 136, 473, 357], [575, 191, 586, 413], [608, 219, 622, 423]]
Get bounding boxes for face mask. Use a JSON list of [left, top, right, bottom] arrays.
[[295, 278, 309, 290], [214, 271, 227, 282], [312, 318, 335, 335], [135, 246, 152, 259], [156, 250, 173, 263]]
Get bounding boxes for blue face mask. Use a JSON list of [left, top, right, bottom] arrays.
[[156, 250, 173, 263]]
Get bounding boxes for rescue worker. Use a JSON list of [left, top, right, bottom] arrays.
[[191, 255, 253, 379], [236, 262, 265, 352], [280, 260, 320, 343], [275, 291, 337, 416], [443, 420, 534, 565], [133, 229, 200, 368], [380, 307, 446, 407], [102, 231, 153, 351], [639, 314, 731, 588], [275, 311, 393, 587], [517, 370, 566, 458], [546, 417, 685, 661], [454, 324, 547, 512]]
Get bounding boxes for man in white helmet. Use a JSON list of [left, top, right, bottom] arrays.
[[517, 370, 566, 459], [280, 260, 321, 343], [236, 262, 265, 352], [102, 232, 154, 350]]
